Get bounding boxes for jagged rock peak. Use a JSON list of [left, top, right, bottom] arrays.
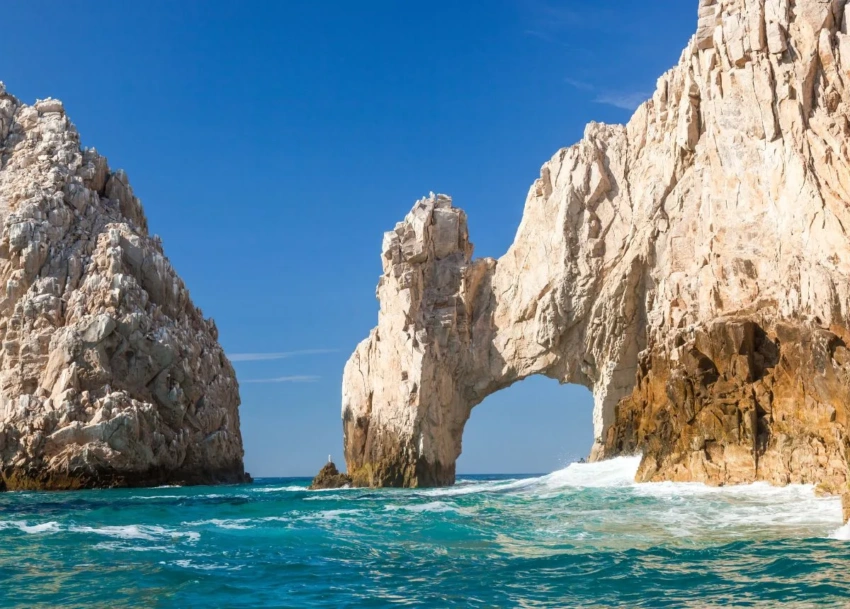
[[309, 461, 352, 490], [342, 0, 850, 489], [0, 85, 247, 489]]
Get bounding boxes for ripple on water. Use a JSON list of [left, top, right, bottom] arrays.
[[0, 460, 848, 608]]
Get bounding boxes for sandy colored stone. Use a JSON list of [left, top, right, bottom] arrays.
[[343, 0, 850, 489], [843, 493, 850, 523], [0, 87, 247, 489]]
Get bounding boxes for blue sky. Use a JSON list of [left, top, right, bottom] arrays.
[[1, 1, 697, 476]]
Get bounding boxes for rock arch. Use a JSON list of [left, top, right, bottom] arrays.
[[341, 180, 649, 486], [343, 0, 850, 489]]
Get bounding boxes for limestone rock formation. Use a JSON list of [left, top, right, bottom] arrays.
[[309, 462, 352, 490], [343, 0, 850, 489], [0, 84, 247, 489], [843, 493, 850, 522]]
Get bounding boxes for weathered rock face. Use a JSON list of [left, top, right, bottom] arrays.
[[606, 320, 850, 490], [0, 84, 247, 489], [343, 0, 850, 489], [309, 462, 352, 490]]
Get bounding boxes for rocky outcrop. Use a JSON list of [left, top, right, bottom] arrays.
[[606, 320, 850, 489], [309, 462, 352, 490], [0, 84, 247, 489], [343, 0, 850, 488], [843, 493, 850, 523]]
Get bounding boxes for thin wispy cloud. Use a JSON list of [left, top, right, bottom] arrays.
[[523, 0, 654, 111], [593, 91, 651, 111], [520, 1, 600, 56], [522, 0, 642, 37], [242, 375, 320, 384], [526, 1, 585, 29], [228, 349, 338, 362], [565, 78, 649, 112], [564, 77, 594, 92]]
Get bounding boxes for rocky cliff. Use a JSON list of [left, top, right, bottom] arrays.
[[0, 84, 247, 489], [342, 0, 850, 489]]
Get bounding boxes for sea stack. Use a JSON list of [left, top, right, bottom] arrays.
[[309, 461, 352, 490], [342, 0, 850, 488], [0, 84, 247, 489]]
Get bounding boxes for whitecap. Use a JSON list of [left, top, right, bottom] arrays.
[[309, 509, 362, 520], [258, 516, 290, 523], [252, 486, 309, 493], [384, 501, 458, 513], [422, 457, 641, 498], [421, 477, 531, 497], [69, 524, 200, 542], [172, 559, 242, 571], [183, 518, 253, 530], [0, 520, 61, 534], [537, 456, 642, 490], [93, 541, 179, 553], [129, 493, 248, 501]]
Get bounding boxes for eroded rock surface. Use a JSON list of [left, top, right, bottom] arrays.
[[343, 0, 850, 488], [310, 462, 352, 490], [0, 84, 247, 489]]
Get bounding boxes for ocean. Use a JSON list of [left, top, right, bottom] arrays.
[[1, 457, 849, 608]]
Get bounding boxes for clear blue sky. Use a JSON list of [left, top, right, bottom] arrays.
[[1, 1, 696, 476]]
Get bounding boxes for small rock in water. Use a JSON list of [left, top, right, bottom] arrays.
[[310, 462, 352, 490]]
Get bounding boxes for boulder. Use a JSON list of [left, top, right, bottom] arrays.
[[310, 462, 352, 490]]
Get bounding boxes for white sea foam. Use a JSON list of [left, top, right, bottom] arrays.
[[252, 486, 309, 493], [129, 493, 249, 501], [93, 541, 179, 553], [537, 456, 642, 490], [172, 559, 242, 571], [480, 457, 842, 543], [425, 456, 844, 543], [311, 509, 362, 520], [0, 520, 203, 542], [0, 520, 61, 534], [385, 501, 459, 514], [421, 477, 530, 497], [69, 524, 200, 542], [829, 522, 850, 540], [422, 457, 641, 498], [184, 519, 253, 530]]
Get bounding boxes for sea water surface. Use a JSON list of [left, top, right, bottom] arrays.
[[1, 457, 849, 608]]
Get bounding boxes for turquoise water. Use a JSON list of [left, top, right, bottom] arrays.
[[2, 457, 850, 608]]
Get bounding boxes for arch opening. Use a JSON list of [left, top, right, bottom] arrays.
[[456, 376, 594, 476]]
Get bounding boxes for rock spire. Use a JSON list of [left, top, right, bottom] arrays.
[[0, 84, 247, 489]]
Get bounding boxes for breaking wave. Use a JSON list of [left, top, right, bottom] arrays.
[[2, 457, 848, 607]]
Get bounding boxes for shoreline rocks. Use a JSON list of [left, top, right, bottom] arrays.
[[843, 493, 850, 524], [310, 462, 352, 490]]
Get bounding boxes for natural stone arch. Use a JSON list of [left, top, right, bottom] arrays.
[[343, 0, 850, 489], [342, 178, 649, 487]]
